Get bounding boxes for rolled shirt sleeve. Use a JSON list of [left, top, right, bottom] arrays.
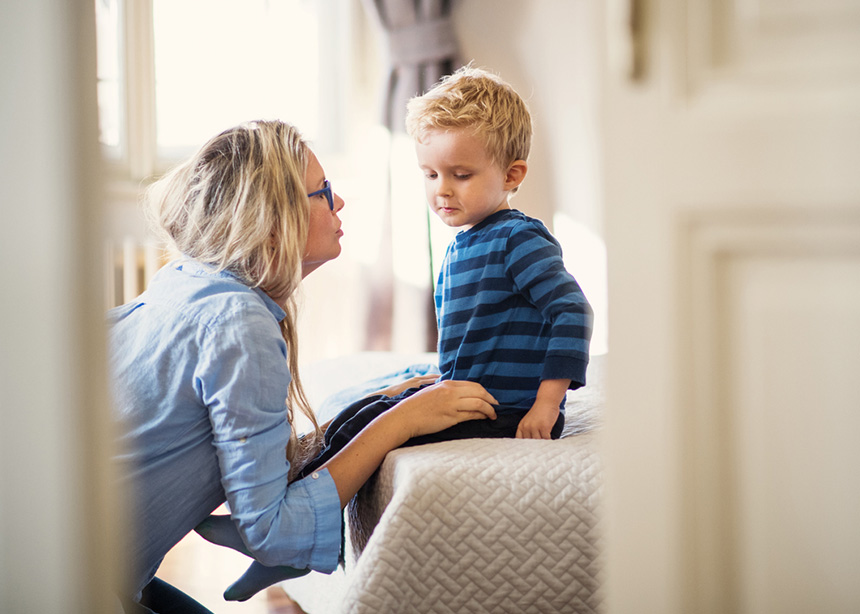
[[219, 430, 342, 570], [196, 295, 342, 572]]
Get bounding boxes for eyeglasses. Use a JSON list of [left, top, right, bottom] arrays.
[[307, 179, 334, 211]]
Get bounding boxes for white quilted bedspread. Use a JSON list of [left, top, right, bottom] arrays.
[[343, 434, 604, 613], [290, 352, 606, 614]]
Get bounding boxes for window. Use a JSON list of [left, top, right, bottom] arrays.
[[95, 0, 346, 180], [95, 0, 123, 158], [153, 0, 322, 159]]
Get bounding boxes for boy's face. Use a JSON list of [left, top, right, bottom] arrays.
[[415, 128, 522, 229]]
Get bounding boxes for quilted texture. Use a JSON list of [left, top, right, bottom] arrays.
[[344, 435, 604, 613]]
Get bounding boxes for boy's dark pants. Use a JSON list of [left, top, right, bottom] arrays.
[[298, 385, 565, 480]]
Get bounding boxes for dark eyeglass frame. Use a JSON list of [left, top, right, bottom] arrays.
[[307, 179, 334, 211]]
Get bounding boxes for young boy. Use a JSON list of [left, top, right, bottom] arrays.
[[197, 65, 593, 600], [406, 64, 593, 440]]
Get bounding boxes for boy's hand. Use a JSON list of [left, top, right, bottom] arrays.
[[516, 378, 570, 439], [516, 401, 559, 439]]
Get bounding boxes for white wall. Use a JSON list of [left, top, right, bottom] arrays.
[[453, 0, 602, 235]]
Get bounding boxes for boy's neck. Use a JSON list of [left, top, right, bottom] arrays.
[[461, 205, 513, 231], [462, 202, 511, 230]]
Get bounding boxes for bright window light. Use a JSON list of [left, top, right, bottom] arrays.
[[554, 213, 608, 356], [95, 0, 122, 156], [153, 0, 320, 158]]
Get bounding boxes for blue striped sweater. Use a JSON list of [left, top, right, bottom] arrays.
[[435, 209, 593, 412]]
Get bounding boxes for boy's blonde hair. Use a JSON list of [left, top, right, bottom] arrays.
[[405, 65, 532, 170], [145, 120, 321, 471]]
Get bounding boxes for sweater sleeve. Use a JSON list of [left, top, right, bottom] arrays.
[[505, 223, 594, 388]]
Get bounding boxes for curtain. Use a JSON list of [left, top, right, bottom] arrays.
[[362, 0, 462, 133]]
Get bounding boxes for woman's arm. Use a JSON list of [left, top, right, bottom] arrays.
[[321, 380, 497, 507]]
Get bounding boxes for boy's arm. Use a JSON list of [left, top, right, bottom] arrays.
[[516, 378, 570, 439], [505, 225, 593, 391]]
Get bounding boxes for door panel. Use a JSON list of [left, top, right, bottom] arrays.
[[600, 1, 860, 612]]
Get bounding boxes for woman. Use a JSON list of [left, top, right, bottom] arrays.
[[108, 120, 497, 613]]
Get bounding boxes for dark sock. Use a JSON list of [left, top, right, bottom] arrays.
[[223, 561, 311, 602], [194, 514, 252, 557], [195, 515, 312, 601]]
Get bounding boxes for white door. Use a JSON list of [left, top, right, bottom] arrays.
[[599, 1, 860, 612]]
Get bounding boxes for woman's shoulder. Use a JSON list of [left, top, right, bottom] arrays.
[[144, 260, 283, 330]]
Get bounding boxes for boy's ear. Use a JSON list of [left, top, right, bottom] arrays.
[[504, 160, 528, 191]]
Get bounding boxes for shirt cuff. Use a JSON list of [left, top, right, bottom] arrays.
[[542, 354, 589, 390], [301, 467, 342, 573]]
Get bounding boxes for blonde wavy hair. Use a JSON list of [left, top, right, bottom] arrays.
[[145, 120, 321, 473], [405, 65, 532, 184]]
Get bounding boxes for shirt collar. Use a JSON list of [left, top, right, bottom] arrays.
[[455, 208, 517, 242], [252, 286, 287, 322]]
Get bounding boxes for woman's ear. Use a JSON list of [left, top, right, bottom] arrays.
[[504, 160, 528, 191]]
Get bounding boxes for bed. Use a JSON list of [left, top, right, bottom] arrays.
[[288, 351, 606, 613]]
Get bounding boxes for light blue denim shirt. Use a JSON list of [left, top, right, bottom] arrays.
[[108, 259, 342, 596]]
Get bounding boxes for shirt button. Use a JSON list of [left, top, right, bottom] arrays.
[[239, 437, 247, 444], [311, 472, 320, 479]]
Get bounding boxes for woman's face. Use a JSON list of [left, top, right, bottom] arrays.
[[302, 150, 344, 278]]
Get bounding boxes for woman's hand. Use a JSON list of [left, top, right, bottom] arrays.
[[389, 379, 498, 440], [322, 379, 497, 508], [368, 374, 440, 398]]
